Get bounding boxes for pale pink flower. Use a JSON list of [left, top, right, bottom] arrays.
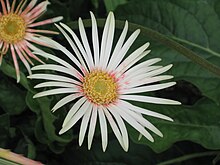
[[0, 0, 63, 82], [29, 12, 181, 152], [0, 148, 43, 165]]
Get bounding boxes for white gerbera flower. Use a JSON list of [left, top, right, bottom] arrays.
[[28, 12, 181, 152]]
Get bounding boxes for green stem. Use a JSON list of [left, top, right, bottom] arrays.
[[157, 151, 220, 165], [70, 19, 220, 77]]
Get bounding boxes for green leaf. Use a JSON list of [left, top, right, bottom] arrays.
[[114, 0, 220, 104], [26, 92, 73, 153], [104, 0, 128, 12], [0, 74, 26, 115], [129, 98, 220, 153]]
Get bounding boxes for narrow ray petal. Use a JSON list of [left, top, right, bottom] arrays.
[[52, 94, 82, 112], [79, 104, 92, 146], [88, 106, 98, 150], [60, 100, 90, 134], [33, 88, 78, 98], [62, 97, 87, 127], [120, 95, 181, 105], [120, 100, 173, 121], [98, 107, 108, 152], [114, 105, 154, 142], [90, 12, 99, 66], [120, 82, 176, 94]]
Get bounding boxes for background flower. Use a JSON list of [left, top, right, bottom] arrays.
[[29, 12, 181, 152], [0, 0, 63, 82]]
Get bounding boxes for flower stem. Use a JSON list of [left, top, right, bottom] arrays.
[[70, 19, 220, 77], [156, 151, 220, 165]]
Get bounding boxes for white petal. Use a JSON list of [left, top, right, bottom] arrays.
[[125, 75, 174, 88], [99, 12, 112, 68], [60, 22, 94, 70], [108, 106, 129, 151], [60, 100, 90, 134], [28, 74, 80, 85], [88, 106, 98, 150], [107, 21, 128, 71], [34, 81, 77, 88], [79, 103, 92, 146], [98, 107, 108, 152], [120, 65, 162, 85], [78, 18, 94, 69], [121, 58, 162, 78], [32, 51, 73, 69], [115, 43, 150, 74], [120, 95, 181, 105], [55, 23, 89, 72], [90, 12, 100, 66], [99, 12, 115, 69], [103, 107, 124, 151], [52, 93, 81, 112], [112, 105, 154, 142], [38, 36, 82, 69], [33, 88, 77, 98], [120, 82, 176, 94], [120, 100, 173, 121], [122, 106, 163, 137], [108, 29, 140, 71], [62, 97, 87, 127], [32, 64, 81, 80]]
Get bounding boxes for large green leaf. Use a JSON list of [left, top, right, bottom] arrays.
[[115, 0, 220, 104], [128, 98, 220, 153]]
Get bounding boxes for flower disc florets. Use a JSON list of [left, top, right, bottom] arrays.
[[82, 70, 118, 105]]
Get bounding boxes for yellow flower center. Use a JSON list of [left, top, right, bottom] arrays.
[[0, 13, 26, 44], [82, 70, 118, 105]]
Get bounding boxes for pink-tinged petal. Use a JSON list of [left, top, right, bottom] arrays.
[[28, 16, 63, 27], [0, 0, 7, 14], [14, 44, 32, 75], [25, 34, 54, 49], [10, 0, 16, 13], [25, 1, 50, 23], [21, 0, 37, 16], [0, 148, 43, 165], [26, 29, 59, 35], [14, 0, 26, 14], [10, 44, 20, 82], [17, 42, 34, 66], [6, 0, 10, 13], [22, 41, 45, 64]]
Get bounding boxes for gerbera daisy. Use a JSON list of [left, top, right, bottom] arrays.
[[0, 0, 63, 82], [28, 12, 181, 151]]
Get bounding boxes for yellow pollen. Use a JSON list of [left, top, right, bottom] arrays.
[[0, 13, 26, 44], [82, 70, 118, 105]]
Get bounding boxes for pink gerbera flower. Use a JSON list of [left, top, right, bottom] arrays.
[[0, 0, 63, 82]]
